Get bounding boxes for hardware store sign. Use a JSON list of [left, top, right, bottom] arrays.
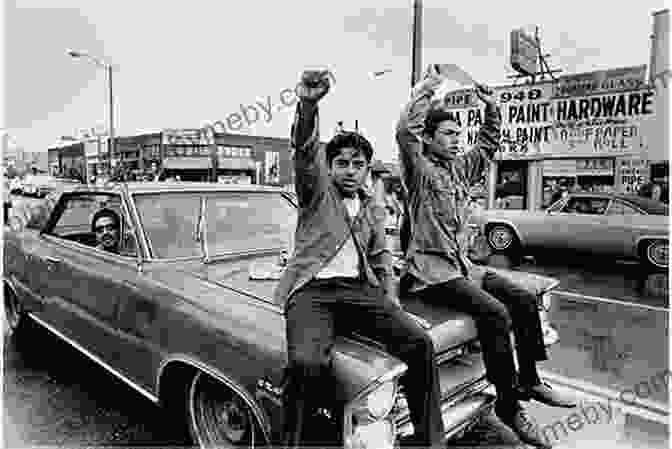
[[441, 66, 655, 158]]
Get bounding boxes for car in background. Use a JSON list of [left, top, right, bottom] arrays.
[[4, 182, 562, 449], [21, 175, 80, 198], [470, 193, 669, 270]]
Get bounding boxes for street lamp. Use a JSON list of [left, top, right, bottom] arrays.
[[67, 49, 117, 176]]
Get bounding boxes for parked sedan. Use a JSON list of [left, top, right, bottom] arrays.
[[470, 193, 669, 270], [4, 182, 561, 449]]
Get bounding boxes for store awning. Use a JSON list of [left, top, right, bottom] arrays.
[[218, 157, 256, 170], [163, 157, 211, 169]]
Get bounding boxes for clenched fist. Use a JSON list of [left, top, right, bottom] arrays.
[[295, 70, 333, 104], [474, 83, 496, 106]]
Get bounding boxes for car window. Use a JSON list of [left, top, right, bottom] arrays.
[[45, 193, 137, 257], [134, 193, 202, 259], [133, 191, 297, 260], [560, 197, 609, 215], [205, 192, 296, 256], [607, 200, 642, 215]]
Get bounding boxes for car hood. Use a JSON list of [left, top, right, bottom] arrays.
[[182, 254, 556, 353], [157, 255, 557, 400]]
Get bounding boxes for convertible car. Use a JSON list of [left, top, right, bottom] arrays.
[[4, 182, 561, 449], [470, 193, 669, 270]]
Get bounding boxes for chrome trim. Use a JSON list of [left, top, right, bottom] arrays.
[[394, 377, 491, 430], [199, 197, 209, 263], [204, 247, 285, 264], [634, 235, 669, 251], [538, 279, 560, 296], [435, 347, 465, 365], [124, 189, 152, 260], [156, 355, 272, 444], [26, 312, 159, 403], [40, 234, 140, 265]]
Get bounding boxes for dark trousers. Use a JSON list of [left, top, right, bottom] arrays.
[[283, 277, 444, 448], [417, 270, 548, 398]]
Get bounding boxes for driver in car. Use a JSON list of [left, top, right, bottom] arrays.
[[92, 208, 121, 254]]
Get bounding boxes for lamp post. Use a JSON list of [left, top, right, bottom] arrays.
[[67, 49, 116, 176]]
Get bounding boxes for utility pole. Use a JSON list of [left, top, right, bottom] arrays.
[[107, 64, 115, 175], [411, 0, 423, 87]]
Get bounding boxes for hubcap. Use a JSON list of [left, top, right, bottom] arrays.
[[489, 227, 513, 250], [189, 373, 254, 448], [647, 241, 668, 268]]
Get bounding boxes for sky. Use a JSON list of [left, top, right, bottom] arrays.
[[3, 0, 669, 162]]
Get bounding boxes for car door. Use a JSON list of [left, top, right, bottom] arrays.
[[543, 195, 611, 252], [600, 199, 646, 257], [37, 192, 142, 366]]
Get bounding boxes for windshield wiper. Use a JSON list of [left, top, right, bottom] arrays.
[[196, 197, 209, 262], [203, 247, 285, 264]]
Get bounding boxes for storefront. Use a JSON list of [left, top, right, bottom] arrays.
[[445, 65, 658, 210]]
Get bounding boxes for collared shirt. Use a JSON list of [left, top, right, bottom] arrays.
[[273, 101, 394, 307], [396, 77, 502, 292]]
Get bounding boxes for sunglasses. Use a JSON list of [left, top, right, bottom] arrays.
[[95, 224, 118, 233]]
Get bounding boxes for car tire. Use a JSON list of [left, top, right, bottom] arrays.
[[641, 239, 668, 271], [186, 371, 257, 449]]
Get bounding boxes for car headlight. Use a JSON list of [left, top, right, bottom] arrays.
[[538, 291, 559, 346], [352, 380, 397, 423]]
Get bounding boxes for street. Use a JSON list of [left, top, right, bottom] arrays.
[[3, 292, 668, 448], [4, 195, 669, 448]]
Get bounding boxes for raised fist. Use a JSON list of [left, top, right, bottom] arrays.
[[475, 83, 496, 106], [295, 69, 333, 103]]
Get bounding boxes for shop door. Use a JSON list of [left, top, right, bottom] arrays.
[[495, 161, 528, 210]]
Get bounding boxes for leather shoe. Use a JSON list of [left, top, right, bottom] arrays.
[[495, 402, 551, 448], [517, 382, 577, 408]]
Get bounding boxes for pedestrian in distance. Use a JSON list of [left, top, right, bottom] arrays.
[[396, 64, 576, 448], [274, 69, 445, 449]]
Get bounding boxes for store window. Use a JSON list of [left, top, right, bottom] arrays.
[[495, 161, 527, 210]]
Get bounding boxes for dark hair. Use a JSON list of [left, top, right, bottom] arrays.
[[325, 131, 374, 166], [424, 108, 459, 137], [91, 208, 120, 232]]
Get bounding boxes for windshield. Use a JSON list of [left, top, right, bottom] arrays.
[[134, 191, 296, 259], [205, 192, 296, 257]]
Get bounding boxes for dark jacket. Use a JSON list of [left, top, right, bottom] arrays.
[[273, 101, 394, 307], [396, 77, 501, 293]]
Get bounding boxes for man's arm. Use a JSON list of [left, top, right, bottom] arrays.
[[291, 101, 328, 208], [368, 203, 399, 306], [459, 88, 502, 185], [395, 73, 447, 194], [291, 70, 332, 209]]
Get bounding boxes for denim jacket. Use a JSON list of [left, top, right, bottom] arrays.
[[396, 78, 502, 292], [274, 101, 394, 308]]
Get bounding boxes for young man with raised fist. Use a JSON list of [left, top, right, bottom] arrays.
[[396, 64, 576, 448], [274, 70, 445, 449]]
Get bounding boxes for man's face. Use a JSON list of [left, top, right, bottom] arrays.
[[94, 216, 120, 252], [328, 148, 369, 198], [432, 120, 461, 157]]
